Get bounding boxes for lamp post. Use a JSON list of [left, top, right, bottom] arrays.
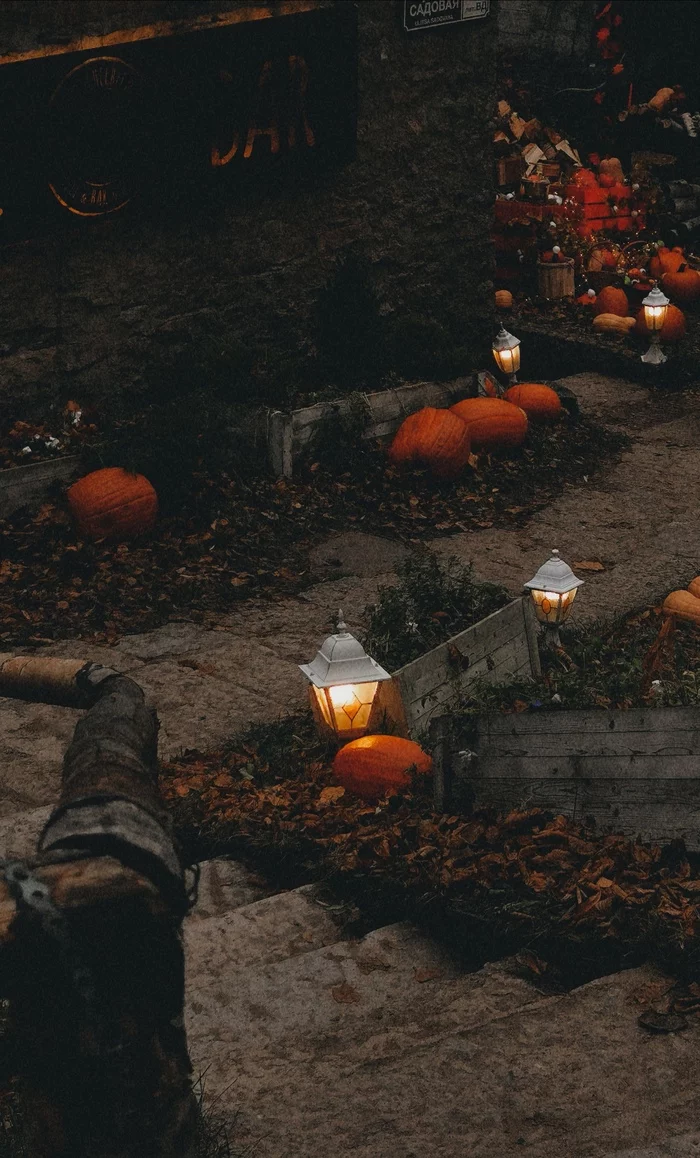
[[641, 283, 670, 365], [523, 549, 584, 650], [492, 326, 521, 385], [299, 612, 392, 744]]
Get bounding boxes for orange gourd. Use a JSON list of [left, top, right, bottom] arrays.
[[504, 383, 563, 421], [594, 285, 629, 317], [688, 577, 700, 599], [495, 290, 513, 308], [599, 157, 625, 183], [661, 265, 700, 304], [592, 313, 636, 335], [662, 590, 700, 625], [67, 467, 158, 541], [577, 289, 597, 306], [387, 406, 471, 478], [635, 304, 686, 341], [450, 397, 528, 452], [649, 248, 685, 279], [333, 735, 432, 802]]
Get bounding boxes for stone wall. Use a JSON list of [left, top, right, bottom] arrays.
[[497, 0, 596, 61], [0, 0, 496, 422]]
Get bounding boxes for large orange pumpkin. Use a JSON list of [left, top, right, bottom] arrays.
[[68, 467, 158, 541], [449, 397, 528, 452], [593, 285, 629, 317], [662, 590, 700, 625], [635, 304, 686, 341], [333, 734, 432, 802], [661, 265, 700, 304], [387, 407, 471, 478], [504, 383, 563, 421], [649, 247, 685, 279], [688, 576, 700, 599]]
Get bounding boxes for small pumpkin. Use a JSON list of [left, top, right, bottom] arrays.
[[662, 590, 700, 626], [333, 734, 432, 802], [571, 168, 598, 187], [450, 397, 528, 452], [67, 467, 158, 541], [635, 303, 686, 341], [577, 289, 597, 306], [593, 313, 636, 335], [599, 157, 625, 184], [387, 406, 471, 478], [598, 173, 616, 189], [661, 265, 700, 304], [504, 383, 563, 422], [649, 248, 685, 279], [495, 289, 513, 309], [594, 285, 629, 317]]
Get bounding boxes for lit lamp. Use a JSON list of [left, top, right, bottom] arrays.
[[300, 612, 391, 744], [641, 283, 670, 365], [492, 326, 521, 384], [523, 549, 584, 650]]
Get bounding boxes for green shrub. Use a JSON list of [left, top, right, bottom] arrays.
[[362, 551, 510, 671]]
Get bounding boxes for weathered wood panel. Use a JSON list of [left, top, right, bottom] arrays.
[[458, 705, 700, 850], [373, 597, 540, 739], [0, 456, 80, 516], [267, 376, 473, 476]]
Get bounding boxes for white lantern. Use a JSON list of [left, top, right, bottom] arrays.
[[641, 284, 670, 364], [299, 612, 391, 743], [492, 326, 521, 384], [523, 550, 584, 649]]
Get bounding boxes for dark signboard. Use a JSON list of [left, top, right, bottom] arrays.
[[0, 3, 357, 241], [402, 0, 490, 32]]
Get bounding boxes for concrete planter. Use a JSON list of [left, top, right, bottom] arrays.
[[0, 455, 80, 517]]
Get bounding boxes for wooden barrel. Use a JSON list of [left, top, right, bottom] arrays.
[[537, 259, 575, 299]]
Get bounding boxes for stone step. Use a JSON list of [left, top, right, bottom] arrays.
[[0, 804, 51, 860], [187, 959, 700, 1158], [187, 857, 276, 919], [183, 883, 342, 975]]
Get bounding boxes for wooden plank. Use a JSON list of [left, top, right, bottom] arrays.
[[0, 456, 80, 517], [402, 638, 532, 721], [267, 376, 474, 476], [521, 596, 542, 679], [479, 705, 700, 737]]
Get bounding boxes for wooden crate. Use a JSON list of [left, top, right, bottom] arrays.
[[371, 597, 541, 740], [0, 456, 80, 517], [453, 706, 700, 849], [267, 377, 473, 478]]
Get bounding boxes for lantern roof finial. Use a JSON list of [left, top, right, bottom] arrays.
[[523, 549, 584, 595]]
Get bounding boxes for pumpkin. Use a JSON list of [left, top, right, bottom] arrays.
[[571, 168, 598, 187], [649, 248, 685, 279], [387, 406, 471, 478], [504, 383, 563, 421], [594, 285, 629, 317], [635, 304, 686, 341], [67, 467, 158, 541], [333, 734, 432, 802], [598, 173, 616, 189], [593, 313, 636, 335], [495, 289, 513, 308], [648, 87, 675, 113], [662, 590, 700, 625], [450, 397, 528, 452], [577, 289, 597, 306], [661, 265, 700, 304], [599, 157, 625, 184], [688, 577, 700, 600]]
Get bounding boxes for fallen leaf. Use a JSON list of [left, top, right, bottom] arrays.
[[573, 561, 606, 572], [319, 785, 346, 804], [331, 982, 361, 1004], [413, 967, 443, 983], [355, 956, 392, 975], [638, 1009, 689, 1034]]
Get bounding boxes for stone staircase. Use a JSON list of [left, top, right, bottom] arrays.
[[2, 807, 700, 1158]]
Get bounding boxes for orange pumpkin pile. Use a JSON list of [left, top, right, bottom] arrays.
[[661, 264, 700, 305], [649, 246, 685, 280], [634, 303, 686, 341], [333, 734, 432, 802], [67, 467, 158, 541], [450, 397, 528, 452], [388, 406, 472, 478], [504, 383, 562, 422]]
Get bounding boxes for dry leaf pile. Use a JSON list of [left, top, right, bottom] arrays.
[[0, 414, 626, 648]]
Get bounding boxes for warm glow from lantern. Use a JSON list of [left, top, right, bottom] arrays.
[[643, 303, 667, 332], [311, 681, 379, 738], [529, 586, 577, 625], [492, 327, 521, 382]]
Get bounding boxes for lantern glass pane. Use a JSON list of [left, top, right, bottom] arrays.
[[530, 588, 563, 624], [311, 684, 334, 729], [644, 303, 668, 332], [559, 586, 577, 621], [324, 681, 379, 736]]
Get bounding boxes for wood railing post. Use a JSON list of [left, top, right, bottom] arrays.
[[0, 656, 200, 1158]]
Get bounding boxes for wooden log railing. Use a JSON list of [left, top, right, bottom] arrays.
[[0, 655, 199, 1158]]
